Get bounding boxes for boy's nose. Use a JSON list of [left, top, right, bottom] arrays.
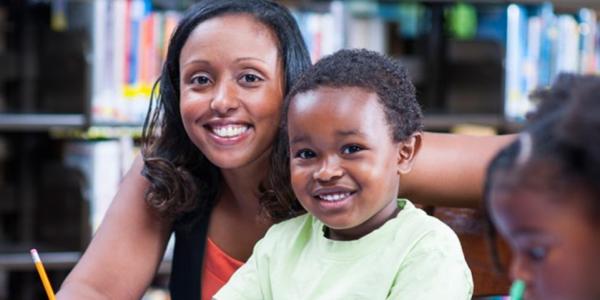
[[313, 156, 344, 182], [210, 82, 240, 115]]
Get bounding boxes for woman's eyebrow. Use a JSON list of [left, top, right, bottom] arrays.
[[235, 57, 268, 64], [181, 59, 210, 68]]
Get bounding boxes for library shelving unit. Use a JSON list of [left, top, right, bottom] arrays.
[[1, 0, 600, 299], [289, 0, 600, 129], [0, 1, 166, 298]]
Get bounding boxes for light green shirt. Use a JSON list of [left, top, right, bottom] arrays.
[[214, 199, 473, 300]]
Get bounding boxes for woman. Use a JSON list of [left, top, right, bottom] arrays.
[[57, 1, 513, 299]]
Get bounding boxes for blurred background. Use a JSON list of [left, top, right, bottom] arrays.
[[1, 0, 599, 299]]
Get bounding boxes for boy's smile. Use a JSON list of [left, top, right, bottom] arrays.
[[287, 86, 413, 241]]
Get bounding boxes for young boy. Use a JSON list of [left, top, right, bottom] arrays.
[[214, 49, 473, 299]]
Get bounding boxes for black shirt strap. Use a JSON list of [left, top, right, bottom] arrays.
[[169, 214, 210, 299]]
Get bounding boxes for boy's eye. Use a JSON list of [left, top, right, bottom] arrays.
[[295, 149, 316, 159], [190, 74, 211, 85], [526, 247, 547, 262], [341, 144, 363, 154]]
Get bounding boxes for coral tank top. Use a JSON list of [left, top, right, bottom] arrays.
[[201, 238, 244, 300]]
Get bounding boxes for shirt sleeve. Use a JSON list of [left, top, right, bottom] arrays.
[[213, 235, 272, 300], [386, 226, 474, 300]]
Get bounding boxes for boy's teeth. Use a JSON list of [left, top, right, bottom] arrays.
[[212, 125, 249, 138], [319, 192, 351, 202]]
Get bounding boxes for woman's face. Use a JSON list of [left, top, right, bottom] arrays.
[[179, 14, 284, 170], [490, 182, 600, 300]]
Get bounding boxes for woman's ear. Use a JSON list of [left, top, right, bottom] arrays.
[[397, 133, 422, 175]]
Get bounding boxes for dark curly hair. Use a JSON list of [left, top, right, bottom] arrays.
[[141, 0, 311, 225], [261, 48, 423, 222], [483, 74, 600, 271]]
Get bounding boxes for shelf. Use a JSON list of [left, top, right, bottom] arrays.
[[513, 0, 600, 8], [0, 113, 87, 131], [0, 252, 172, 274], [0, 114, 147, 137], [0, 252, 80, 271], [50, 125, 144, 139], [91, 121, 144, 127], [424, 113, 521, 131], [403, 0, 600, 9]]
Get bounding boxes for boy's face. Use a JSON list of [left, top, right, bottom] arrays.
[[287, 86, 418, 240], [490, 181, 600, 300]]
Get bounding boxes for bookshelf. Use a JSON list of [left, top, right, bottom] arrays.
[[0, 114, 86, 131], [0, 0, 599, 299], [292, 0, 600, 123], [0, 1, 151, 298]]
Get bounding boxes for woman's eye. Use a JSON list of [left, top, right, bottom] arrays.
[[295, 149, 316, 159], [190, 75, 211, 85], [527, 247, 547, 262], [341, 144, 363, 154], [240, 73, 263, 84]]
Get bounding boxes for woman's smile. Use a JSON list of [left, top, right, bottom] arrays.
[[203, 119, 253, 146]]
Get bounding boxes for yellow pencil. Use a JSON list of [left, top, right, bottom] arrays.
[[30, 249, 56, 300]]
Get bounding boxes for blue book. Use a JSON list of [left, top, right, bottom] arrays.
[[477, 5, 507, 44], [537, 3, 556, 87], [578, 8, 597, 74], [504, 4, 529, 120]]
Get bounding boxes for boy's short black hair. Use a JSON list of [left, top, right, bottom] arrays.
[[286, 48, 423, 142], [262, 49, 422, 222]]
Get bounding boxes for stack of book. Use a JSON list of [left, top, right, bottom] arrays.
[[92, 0, 181, 124], [505, 3, 599, 120]]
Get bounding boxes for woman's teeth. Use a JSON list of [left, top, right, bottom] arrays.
[[318, 192, 351, 202], [212, 125, 249, 138]]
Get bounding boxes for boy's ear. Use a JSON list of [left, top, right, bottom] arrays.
[[396, 133, 422, 175]]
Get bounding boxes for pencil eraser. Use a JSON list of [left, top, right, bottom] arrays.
[[30, 249, 41, 262]]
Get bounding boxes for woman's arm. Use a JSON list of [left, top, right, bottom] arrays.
[[57, 155, 172, 299], [400, 132, 516, 208]]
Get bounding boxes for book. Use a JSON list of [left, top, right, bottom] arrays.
[[556, 15, 579, 74], [503, 3, 600, 120], [91, 1, 181, 124], [578, 8, 597, 74], [504, 4, 529, 120], [63, 138, 137, 233]]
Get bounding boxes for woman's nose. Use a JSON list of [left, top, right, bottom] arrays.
[[210, 82, 240, 115]]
